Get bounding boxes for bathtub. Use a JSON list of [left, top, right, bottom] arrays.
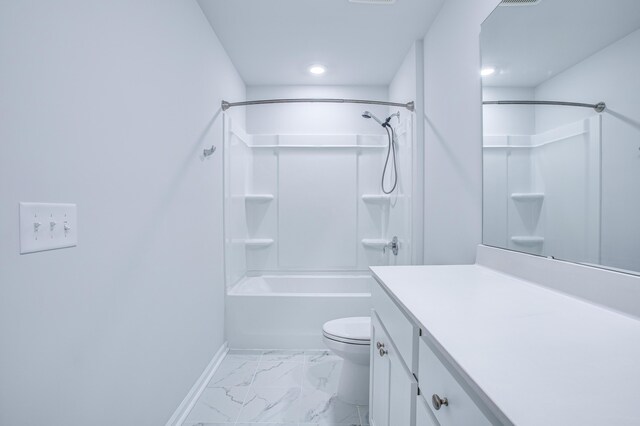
[[226, 274, 373, 349]]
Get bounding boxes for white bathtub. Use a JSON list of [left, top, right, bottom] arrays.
[[226, 274, 373, 349]]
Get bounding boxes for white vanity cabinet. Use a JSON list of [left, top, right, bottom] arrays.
[[370, 276, 498, 426], [370, 251, 640, 426]]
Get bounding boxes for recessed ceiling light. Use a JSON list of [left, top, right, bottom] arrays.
[[309, 65, 326, 75], [499, 0, 541, 7], [481, 67, 496, 77]]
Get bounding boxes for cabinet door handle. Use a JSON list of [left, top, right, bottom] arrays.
[[432, 394, 449, 410], [379, 347, 388, 357], [376, 341, 385, 350]]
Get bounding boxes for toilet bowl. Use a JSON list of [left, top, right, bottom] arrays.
[[322, 316, 371, 405]]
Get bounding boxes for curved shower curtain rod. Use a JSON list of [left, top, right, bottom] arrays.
[[483, 100, 606, 113], [221, 98, 415, 112]]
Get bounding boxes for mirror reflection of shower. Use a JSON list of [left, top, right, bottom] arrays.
[[362, 110, 400, 194]]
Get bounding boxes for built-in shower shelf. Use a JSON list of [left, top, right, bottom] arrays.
[[511, 193, 545, 202], [244, 238, 274, 248], [362, 194, 391, 203], [245, 194, 274, 203], [362, 239, 388, 249], [511, 236, 544, 246], [249, 144, 386, 150]]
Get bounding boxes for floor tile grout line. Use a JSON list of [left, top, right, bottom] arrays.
[[230, 350, 263, 425], [301, 351, 307, 391]]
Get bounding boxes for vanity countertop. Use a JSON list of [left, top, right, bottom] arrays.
[[370, 264, 640, 426]]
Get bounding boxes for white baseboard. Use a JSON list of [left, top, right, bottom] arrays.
[[165, 342, 229, 426]]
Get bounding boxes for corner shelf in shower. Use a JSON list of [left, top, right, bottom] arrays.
[[361, 239, 388, 249], [244, 238, 274, 248], [510, 236, 544, 246], [362, 194, 391, 204], [511, 193, 545, 202], [245, 194, 274, 203]]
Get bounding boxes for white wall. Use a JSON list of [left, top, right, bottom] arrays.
[[0, 1, 245, 425], [482, 87, 536, 136], [246, 85, 389, 134], [423, 0, 501, 264], [534, 28, 640, 272]]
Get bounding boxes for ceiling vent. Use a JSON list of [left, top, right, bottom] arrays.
[[349, 0, 396, 4], [499, 0, 541, 6]]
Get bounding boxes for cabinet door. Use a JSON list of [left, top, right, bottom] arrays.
[[371, 312, 418, 426], [370, 314, 391, 426], [388, 342, 417, 426]]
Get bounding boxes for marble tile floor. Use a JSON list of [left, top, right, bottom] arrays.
[[182, 349, 369, 426]]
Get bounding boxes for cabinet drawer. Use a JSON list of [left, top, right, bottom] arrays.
[[372, 279, 417, 372], [418, 338, 492, 426]]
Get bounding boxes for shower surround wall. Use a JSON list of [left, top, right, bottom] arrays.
[[227, 129, 403, 273], [226, 85, 413, 279]]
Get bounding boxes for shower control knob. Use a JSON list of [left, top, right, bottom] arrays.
[[379, 347, 388, 357], [383, 236, 399, 256], [432, 394, 448, 411], [376, 341, 385, 350]]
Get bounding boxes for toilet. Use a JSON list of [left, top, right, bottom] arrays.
[[322, 316, 371, 405]]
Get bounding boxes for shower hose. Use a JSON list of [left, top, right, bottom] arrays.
[[382, 124, 398, 194]]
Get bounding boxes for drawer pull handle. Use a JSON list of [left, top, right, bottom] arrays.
[[379, 347, 388, 357], [376, 341, 385, 350], [432, 394, 448, 410]]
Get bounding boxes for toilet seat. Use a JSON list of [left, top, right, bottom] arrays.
[[322, 316, 371, 345]]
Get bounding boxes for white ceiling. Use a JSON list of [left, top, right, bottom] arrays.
[[481, 0, 640, 87], [197, 0, 444, 86]]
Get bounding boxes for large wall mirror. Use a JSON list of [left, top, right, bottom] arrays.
[[481, 0, 640, 274]]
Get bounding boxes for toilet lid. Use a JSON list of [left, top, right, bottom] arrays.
[[323, 317, 371, 343]]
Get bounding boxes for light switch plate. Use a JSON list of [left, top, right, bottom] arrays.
[[19, 202, 77, 254]]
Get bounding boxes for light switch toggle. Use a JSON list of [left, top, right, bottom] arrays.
[[19, 202, 77, 254]]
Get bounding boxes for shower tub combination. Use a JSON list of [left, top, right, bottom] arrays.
[[222, 104, 414, 351], [226, 274, 372, 349]]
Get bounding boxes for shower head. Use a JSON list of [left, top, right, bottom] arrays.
[[362, 111, 385, 127]]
